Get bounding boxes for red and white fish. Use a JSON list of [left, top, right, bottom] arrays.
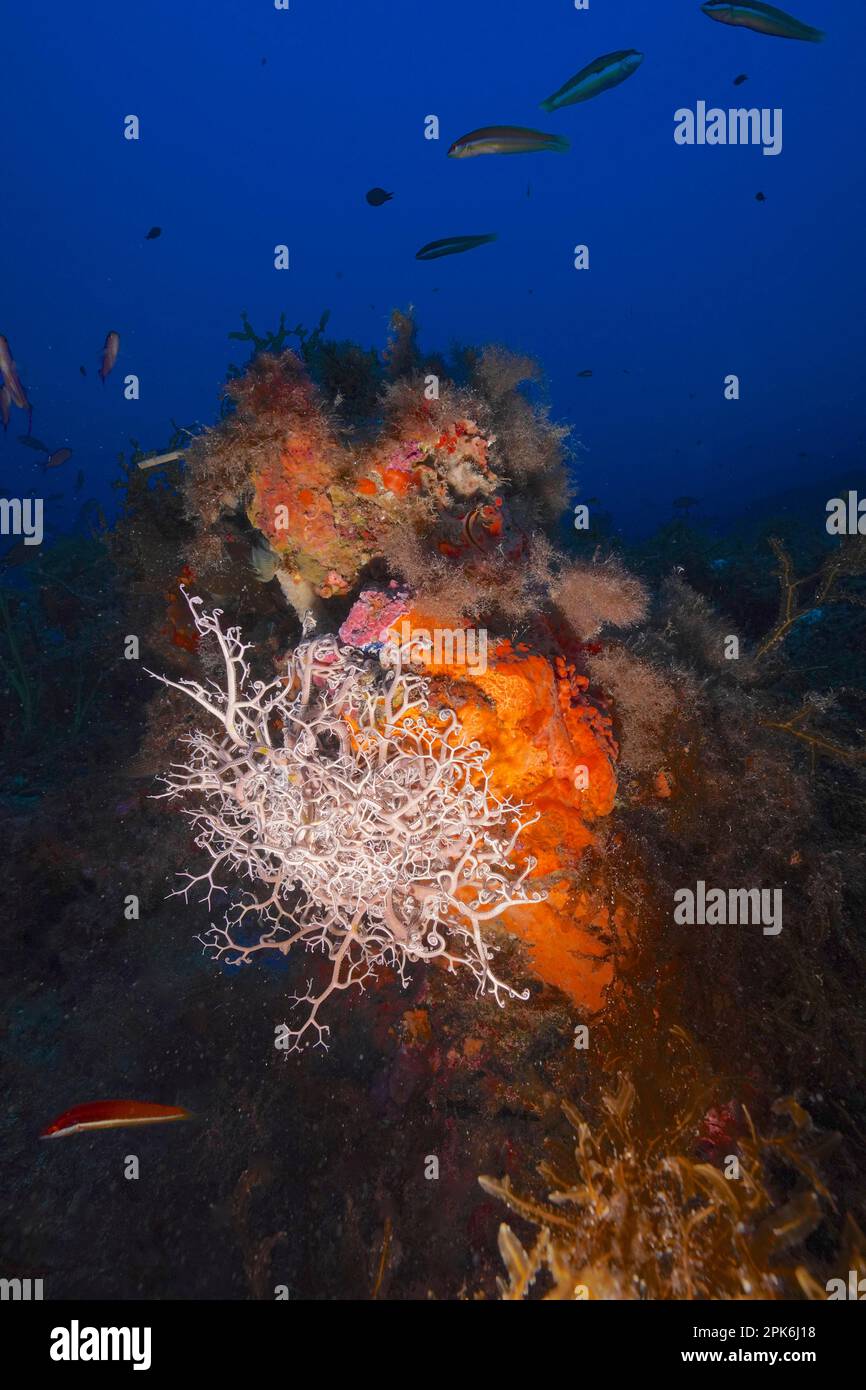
[[41, 1099, 191, 1139]]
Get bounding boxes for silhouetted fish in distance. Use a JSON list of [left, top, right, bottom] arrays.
[[366, 188, 393, 206], [416, 234, 496, 261], [18, 434, 50, 453]]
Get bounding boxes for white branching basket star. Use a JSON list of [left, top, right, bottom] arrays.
[[149, 592, 544, 1052]]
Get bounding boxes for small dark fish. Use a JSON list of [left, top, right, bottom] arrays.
[[79, 365, 87, 376], [99, 330, 120, 384], [145, 226, 162, 240], [448, 126, 569, 158], [577, 369, 593, 378], [41, 1100, 191, 1139], [416, 234, 496, 261], [46, 447, 73, 469], [261, 57, 267, 66], [74, 468, 85, 492], [366, 187, 393, 206], [755, 191, 767, 201], [18, 434, 50, 453], [733, 73, 749, 85]]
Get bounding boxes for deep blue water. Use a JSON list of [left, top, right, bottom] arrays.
[[1, 0, 863, 535]]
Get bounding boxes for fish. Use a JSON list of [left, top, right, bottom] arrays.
[[733, 73, 749, 84], [577, 369, 593, 378], [464, 502, 504, 551], [415, 234, 497, 261], [145, 226, 162, 239], [41, 1100, 191, 1139], [755, 191, 767, 201], [98, 330, 120, 384], [79, 365, 87, 376], [448, 126, 569, 158], [701, 3, 824, 42], [366, 187, 393, 206], [0, 335, 32, 430], [74, 468, 85, 492], [540, 50, 644, 111], [250, 534, 281, 582], [18, 435, 50, 453], [46, 447, 73, 469]]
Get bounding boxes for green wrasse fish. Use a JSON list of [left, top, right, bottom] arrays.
[[415, 234, 497, 261], [540, 50, 644, 112], [701, 3, 824, 42], [448, 126, 569, 158]]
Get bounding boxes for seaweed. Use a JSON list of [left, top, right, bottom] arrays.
[[754, 535, 866, 663], [480, 1034, 845, 1300]]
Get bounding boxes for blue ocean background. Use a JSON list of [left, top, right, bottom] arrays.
[[1, 0, 863, 536]]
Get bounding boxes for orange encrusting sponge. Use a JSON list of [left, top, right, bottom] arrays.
[[389, 611, 627, 1011]]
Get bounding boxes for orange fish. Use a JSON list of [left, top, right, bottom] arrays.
[[0, 334, 32, 431], [45, 447, 73, 469], [98, 330, 120, 384], [41, 1100, 191, 1139]]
